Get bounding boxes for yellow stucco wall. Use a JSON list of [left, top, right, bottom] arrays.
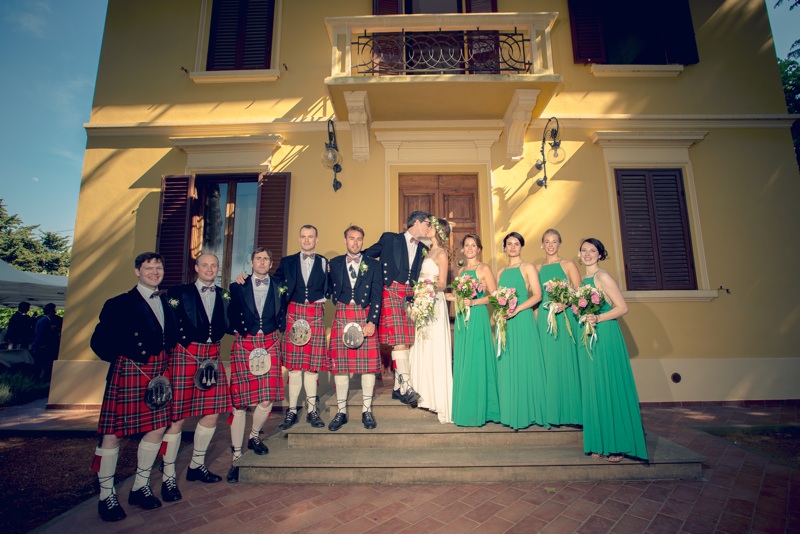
[[51, 0, 800, 406]]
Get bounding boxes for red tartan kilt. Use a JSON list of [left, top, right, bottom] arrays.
[[282, 302, 328, 371], [169, 342, 231, 420], [229, 332, 284, 409], [327, 303, 380, 374], [98, 352, 171, 437], [377, 282, 415, 346]]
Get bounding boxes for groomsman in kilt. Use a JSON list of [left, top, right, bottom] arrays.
[[226, 247, 285, 483], [274, 225, 329, 430], [363, 211, 431, 405], [326, 225, 383, 430], [90, 252, 177, 522], [159, 253, 232, 502]]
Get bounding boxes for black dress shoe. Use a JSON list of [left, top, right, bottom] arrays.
[[306, 410, 325, 428], [128, 485, 162, 510], [186, 464, 222, 483], [278, 410, 298, 430], [362, 411, 377, 429], [328, 412, 348, 431], [98, 494, 126, 522], [226, 465, 239, 484], [161, 478, 182, 502], [248, 437, 269, 455], [391, 389, 402, 400], [402, 388, 421, 406]]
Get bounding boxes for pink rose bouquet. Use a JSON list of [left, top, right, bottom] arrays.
[[488, 286, 518, 357], [449, 273, 483, 324], [570, 284, 605, 355], [543, 278, 575, 342]]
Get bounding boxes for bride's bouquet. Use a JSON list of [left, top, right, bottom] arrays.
[[488, 286, 518, 357], [449, 273, 483, 324], [406, 278, 437, 329], [570, 284, 605, 356], [543, 278, 575, 342]]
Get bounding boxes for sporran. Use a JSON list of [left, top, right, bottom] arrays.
[[193, 358, 219, 391], [288, 318, 311, 346], [342, 322, 364, 349], [144, 375, 172, 410], [248, 347, 271, 376]]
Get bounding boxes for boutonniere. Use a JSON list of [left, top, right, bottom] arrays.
[[220, 289, 231, 301], [168, 298, 180, 309], [359, 262, 369, 274], [278, 285, 288, 296], [422, 248, 428, 258]]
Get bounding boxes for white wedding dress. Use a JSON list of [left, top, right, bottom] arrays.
[[409, 256, 453, 424]]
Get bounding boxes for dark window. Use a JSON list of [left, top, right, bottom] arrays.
[[615, 169, 697, 291], [157, 173, 290, 287], [207, 0, 276, 71], [373, 0, 495, 15], [568, 0, 699, 65]]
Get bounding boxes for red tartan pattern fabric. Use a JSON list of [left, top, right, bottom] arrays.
[[229, 331, 284, 409], [327, 303, 380, 374], [98, 352, 171, 437], [168, 342, 231, 420], [377, 282, 415, 346], [282, 302, 328, 371]]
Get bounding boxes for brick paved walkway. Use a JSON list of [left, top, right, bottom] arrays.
[[14, 402, 798, 533]]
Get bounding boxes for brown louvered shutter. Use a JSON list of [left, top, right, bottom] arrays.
[[616, 169, 696, 291], [373, 0, 402, 15], [568, 0, 606, 64], [255, 173, 291, 275], [207, 0, 275, 71], [157, 175, 195, 287], [466, 0, 497, 12]]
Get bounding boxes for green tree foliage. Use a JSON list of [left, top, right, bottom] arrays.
[[778, 58, 800, 169], [0, 199, 71, 275]]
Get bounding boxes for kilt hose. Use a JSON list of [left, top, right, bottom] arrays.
[[377, 281, 415, 347], [98, 351, 171, 437], [229, 331, 284, 409], [283, 302, 328, 371], [328, 303, 380, 374], [169, 342, 231, 421]]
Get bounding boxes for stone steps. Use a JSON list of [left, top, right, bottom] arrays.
[[238, 382, 705, 484]]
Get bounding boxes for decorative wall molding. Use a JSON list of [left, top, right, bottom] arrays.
[[503, 89, 539, 160], [345, 91, 372, 162], [169, 134, 283, 171]]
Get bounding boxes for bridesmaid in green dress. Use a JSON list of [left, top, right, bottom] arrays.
[[496, 232, 549, 430], [534, 229, 583, 426], [577, 238, 648, 462], [447, 234, 501, 427]]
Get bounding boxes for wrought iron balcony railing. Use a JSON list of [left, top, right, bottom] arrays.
[[325, 13, 558, 78]]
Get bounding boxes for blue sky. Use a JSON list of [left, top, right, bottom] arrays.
[[0, 1, 797, 246]]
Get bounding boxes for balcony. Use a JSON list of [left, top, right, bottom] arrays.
[[324, 13, 562, 159]]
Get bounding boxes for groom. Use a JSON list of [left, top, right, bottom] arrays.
[[363, 210, 431, 404]]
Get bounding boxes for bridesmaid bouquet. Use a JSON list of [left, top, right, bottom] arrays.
[[406, 278, 437, 329], [570, 285, 605, 355], [488, 286, 518, 357], [450, 273, 483, 324], [543, 279, 575, 342]]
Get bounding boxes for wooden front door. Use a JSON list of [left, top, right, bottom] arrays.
[[398, 174, 480, 286]]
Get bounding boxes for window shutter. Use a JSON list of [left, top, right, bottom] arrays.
[[568, 0, 606, 64], [663, 0, 699, 65], [255, 173, 291, 275], [466, 0, 497, 12], [373, 0, 402, 15], [616, 169, 696, 291], [207, 0, 275, 71], [157, 175, 195, 287]]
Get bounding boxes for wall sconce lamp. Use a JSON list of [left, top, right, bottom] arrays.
[[321, 118, 343, 192], [534, 117, 565, 188]]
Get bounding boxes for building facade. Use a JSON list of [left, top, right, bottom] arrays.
[[50, 0, 800, 406]]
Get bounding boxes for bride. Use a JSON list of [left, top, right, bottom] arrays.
[[409, 216, 453, 424]]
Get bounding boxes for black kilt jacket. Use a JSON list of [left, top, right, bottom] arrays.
[[227, 275, 285, 336], [363, 232, 428, 287], [168, 283, 229, 347], [327, 255, 383, 325]]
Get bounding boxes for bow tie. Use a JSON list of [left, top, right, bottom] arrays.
[[346, 254, 361, 263], [410, 237, 419, 245], [302, 253, 315, 261], [201, 285, 215, 292], [254, 277, 268, 287], [150, 290, 165, 298]]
